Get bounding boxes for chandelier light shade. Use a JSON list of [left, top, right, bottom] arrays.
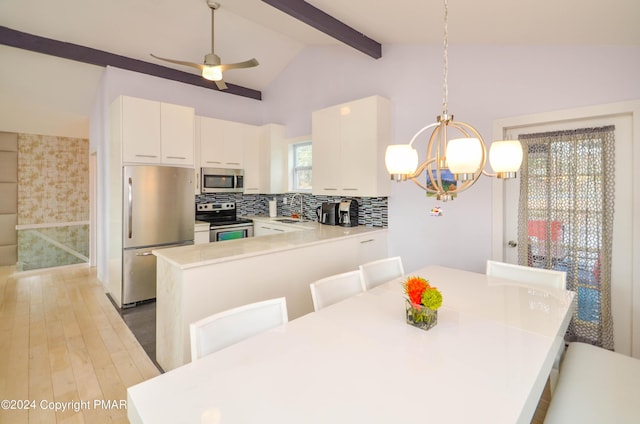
[[446, 137, 483, 180], [385, 144, 419, 180], [384, 0, 522, 201], [488, 140, 524, 178]]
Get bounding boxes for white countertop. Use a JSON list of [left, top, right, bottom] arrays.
[[156, 216, 387, 270], [128, 265, 575, 424]]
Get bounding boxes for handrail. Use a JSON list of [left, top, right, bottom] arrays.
[[15, 221, 89, 230]]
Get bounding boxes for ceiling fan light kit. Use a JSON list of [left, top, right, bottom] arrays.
[[384, 0, 523, 201], [150, 0, 259, 90]]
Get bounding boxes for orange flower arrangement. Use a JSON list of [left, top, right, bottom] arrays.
[[403, 276, 443, 310]]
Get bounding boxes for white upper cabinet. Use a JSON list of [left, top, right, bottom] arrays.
[[243, 124, 261, 194], [199, 117, 244, 169], [312, 95, 391, 197], [120, 96, 161, 164], [244, 124, 287, 195], [161, 103, 195, 166], [116, 96, 194, 166]]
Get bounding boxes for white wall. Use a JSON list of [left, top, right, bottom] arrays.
[[262, 44, 640, 273], [90, 45, 640, 277]]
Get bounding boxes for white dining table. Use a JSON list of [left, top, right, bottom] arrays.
[[127, 265, 575, 424]]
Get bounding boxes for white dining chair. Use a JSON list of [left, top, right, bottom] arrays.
[[189, 297, 288, 362], [486, 260, 566, 290], [486, 259, 567, 393], [309, 270, 366, 311], [359, 256, 405, 290]]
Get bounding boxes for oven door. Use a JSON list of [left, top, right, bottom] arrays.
[[210, 225, 254, 242]]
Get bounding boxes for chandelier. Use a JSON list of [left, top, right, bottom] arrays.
[[384, 0, 523, 201]]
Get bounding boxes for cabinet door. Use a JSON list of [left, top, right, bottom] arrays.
[[355, 232, 388, 266], [340, 100, 371, 195], [199, 117, 225, 168], [194, 117, 202, 194], [121, 96, 161, 164], [161, 103, 194, 166], [312, 107, 341, 195], [199, 117, 244, 169], [223, 121, 244, 168], [243, 125, 260, 194], [253, 224, 278, 237]]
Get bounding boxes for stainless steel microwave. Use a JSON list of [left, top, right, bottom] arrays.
[[201, 167, 244, 193]]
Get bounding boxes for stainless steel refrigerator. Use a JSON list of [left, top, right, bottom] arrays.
[[122, 165, 194, 306]]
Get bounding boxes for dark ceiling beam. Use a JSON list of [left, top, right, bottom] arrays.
[[262, 0, 382, 59], [0, 26, 262, 101]]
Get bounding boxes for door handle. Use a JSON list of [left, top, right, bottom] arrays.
[[508, 240, 517, 248], [128, 177, 133, 239], [135, 252, 154, 256]]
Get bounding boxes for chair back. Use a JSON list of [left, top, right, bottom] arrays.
[[359, 256, 405, 290], [310, 270, 365, 311], [189, 297, 288, 362], [486, 260, 566, 290]]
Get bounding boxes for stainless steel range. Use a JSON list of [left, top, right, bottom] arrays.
[[196, 202, 253, 242]]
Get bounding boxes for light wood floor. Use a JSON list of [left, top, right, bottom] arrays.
[[0, 264, 551, 423], [0, 265, 159, 423]]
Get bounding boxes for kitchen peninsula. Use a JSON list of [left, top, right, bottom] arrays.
[[153, 219, 387, 371]]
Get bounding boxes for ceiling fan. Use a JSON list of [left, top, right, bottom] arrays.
[[151, 0, 259, 90]]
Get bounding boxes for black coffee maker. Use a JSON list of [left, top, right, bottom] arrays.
[[316, 202, 339, 225], [338, 199, 358, 227]]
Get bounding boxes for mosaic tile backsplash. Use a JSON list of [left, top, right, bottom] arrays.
[[196, 193, 388, 227]]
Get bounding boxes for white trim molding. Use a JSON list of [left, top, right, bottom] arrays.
[[492, 100, 640, 358]]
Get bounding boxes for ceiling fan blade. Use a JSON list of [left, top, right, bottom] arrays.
[[214, 79, 228, 90], [150, 54, 204, 71], [219, 58, 259, 72]]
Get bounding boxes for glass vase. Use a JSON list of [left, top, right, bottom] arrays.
[[405, 300, 438, 331]]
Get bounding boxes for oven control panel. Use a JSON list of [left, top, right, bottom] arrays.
[[197, 202, 235, 212]]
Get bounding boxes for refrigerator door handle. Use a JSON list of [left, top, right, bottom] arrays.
[[128, 177, 133, 239]]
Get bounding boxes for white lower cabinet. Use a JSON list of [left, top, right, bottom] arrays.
[[354, 232, 388, 265], [194, 221, 210, 244], [253, 222, 303, 237]]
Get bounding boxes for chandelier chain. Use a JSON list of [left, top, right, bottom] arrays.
[[442, 0, 449, 116]]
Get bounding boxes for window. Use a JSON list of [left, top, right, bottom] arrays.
[[292, 141, 312, 191]]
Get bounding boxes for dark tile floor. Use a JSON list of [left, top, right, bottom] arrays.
[[113, 299, 162, 372]]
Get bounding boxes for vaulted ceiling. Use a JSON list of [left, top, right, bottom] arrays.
[[1, 0, 638, 135]]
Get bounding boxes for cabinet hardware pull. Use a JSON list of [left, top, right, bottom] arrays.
[[135, 154, 158, 158], [226, 162, 241, 165], [324, 188, 337, 191], [206, 161, 222, 164], [136, 252, 154, 256], [128, 177, 133, 239], [167, 156, 186, 160], [343, 188, 358, 191], [360, 239, 374, 244]]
